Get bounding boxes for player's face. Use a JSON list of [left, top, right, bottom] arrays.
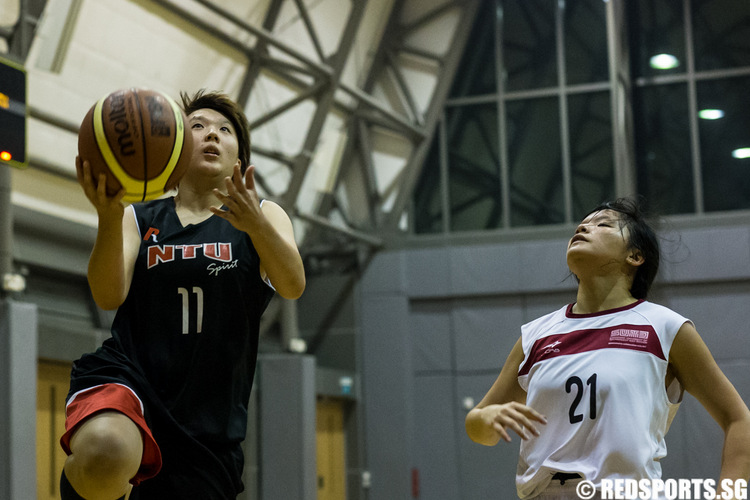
[[566, 209, 633, 275], [187, 108, 242, 179]]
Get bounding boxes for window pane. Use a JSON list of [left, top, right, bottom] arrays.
[[446, 104, 502, 231], [449, 0, 498, 98], [413, 134, 444, 234], [628, 0, 685, 79], [565, 0, 608, 85], [633, 83, 694, 214], [506, 97, 563, 226], [692, 0, 750, 71], [568, 91, 614, 220], [502, 0, 557, 91], [698, 77, 750, 212]]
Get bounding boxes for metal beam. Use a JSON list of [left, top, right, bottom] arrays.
[[237, 0, 285, 108], [384, 49, 423, 125], [338, 80, 426, 140], [3, 0, 45, 63], [149, 0, 255, 56], [291, 0, 326, 63], [383, 0, 481, 228], [400, 0, 473, 33], [248, 81, 327, 130], [399, 44, 444, 63], [281, 0, 369, 208], [302, 0, 483, 355], [294, 210, 384, 249], [315, 0, 482, 237], [313, 114, 360, 220], [606, 0, 637, 199], [189, 0, 332, 76], [356, 118, 381, 226]]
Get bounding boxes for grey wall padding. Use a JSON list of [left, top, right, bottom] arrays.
[[258, 354, 317, 500], [0, 300, 38, 500]]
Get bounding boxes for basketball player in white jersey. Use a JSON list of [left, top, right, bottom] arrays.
[[465, 198, 750, 499]]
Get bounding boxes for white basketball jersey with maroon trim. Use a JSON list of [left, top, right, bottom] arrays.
[[516, 300, 690, 499]]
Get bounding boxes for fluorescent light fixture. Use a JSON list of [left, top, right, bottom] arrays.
[[698, 109, 725, 120], [732, 148, 750, 159], [649, 53, 680, 70]]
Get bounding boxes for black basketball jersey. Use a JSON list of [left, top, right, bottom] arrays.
[[111, 197, 274, 443], [66, 197, 274, 498]]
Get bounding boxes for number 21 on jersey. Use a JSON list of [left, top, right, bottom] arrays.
[[566, 373, 597, 424]]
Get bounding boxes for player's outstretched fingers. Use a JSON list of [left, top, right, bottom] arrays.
[[515, 404, 547, 437], [492, 402, 547, 442]]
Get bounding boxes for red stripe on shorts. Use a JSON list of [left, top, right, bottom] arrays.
[[60, 383, 162, 485]]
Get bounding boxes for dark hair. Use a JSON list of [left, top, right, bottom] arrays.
[[586, 197, 659, 299], [180, 90, 251, 174]]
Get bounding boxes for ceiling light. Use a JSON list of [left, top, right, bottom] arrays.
[[649, 53, 680, 70], [698, 109, 724, 120], [732, 148, 750, 159]]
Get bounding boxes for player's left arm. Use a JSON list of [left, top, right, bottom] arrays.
[[255, 199, 305, 299], [212, 164, 305, 300], [669, 322, 750, 484]]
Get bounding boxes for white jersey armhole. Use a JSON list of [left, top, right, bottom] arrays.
[[665, 376, 684, 430]]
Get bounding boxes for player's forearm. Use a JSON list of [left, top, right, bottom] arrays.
[[719, 416, 750, 482], [248, 217, 305, 300], [256, 235, 305, 299], [88, 215, 129, 310], [263, 256, 305, 299]]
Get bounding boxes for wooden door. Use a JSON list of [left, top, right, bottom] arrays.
[[316, 398, 346, 500], [37, 360, 71, 500]]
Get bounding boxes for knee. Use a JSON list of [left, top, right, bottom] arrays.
[[68, 413, 143, 483], [76, 428, 137, 478]]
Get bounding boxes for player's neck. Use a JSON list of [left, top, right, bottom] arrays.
[[174, 186, 218, 212], [572, 278, 637, 314], [173, 189, 220, 226]]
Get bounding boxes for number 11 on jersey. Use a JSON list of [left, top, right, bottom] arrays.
[[178, 287, 204, 334]]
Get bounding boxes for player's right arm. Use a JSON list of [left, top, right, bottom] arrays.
[[465, 337, 547, 446], [77, 158, 140, 310]]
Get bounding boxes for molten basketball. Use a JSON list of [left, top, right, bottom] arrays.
[[78, 88, 192, 203]]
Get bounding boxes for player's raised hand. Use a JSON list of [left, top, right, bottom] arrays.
[[76, 156, 126, 220], [211, 164, 264, 233]]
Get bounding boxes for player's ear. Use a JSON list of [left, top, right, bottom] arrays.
[[627, 250, 645, 268]]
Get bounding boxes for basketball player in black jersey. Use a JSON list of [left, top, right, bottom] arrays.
[[60, 90, 305, 499]]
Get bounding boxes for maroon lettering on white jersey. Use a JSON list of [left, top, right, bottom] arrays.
[[519, 324, 664, 377]]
